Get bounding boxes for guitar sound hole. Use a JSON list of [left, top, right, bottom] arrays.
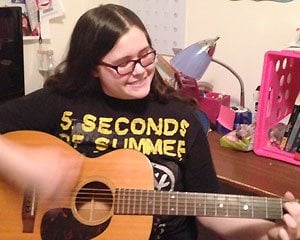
[[73, 181, 113, 226]]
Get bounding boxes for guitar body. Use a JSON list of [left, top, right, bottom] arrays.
[[1, 131, 154, 240]]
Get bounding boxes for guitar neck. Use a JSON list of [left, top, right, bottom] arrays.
[[115, 189, 294, 220]]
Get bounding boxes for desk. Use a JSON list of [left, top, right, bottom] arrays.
[[208, 131, 300, 198]]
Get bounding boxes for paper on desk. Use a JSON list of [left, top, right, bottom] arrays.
[[217, 105, 235, 130]]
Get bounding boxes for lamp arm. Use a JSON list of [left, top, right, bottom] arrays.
[[211, 58, 245, 108]]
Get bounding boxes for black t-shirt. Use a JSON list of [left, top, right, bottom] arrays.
[[0, 88, 219, 240]]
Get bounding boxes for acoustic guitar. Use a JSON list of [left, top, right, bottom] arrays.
[[0, 130, 296, 239]]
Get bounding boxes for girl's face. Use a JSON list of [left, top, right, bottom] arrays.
[[93, 26, 156, 100]]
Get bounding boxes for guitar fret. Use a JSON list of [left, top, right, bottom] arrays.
[[119, 189, 123, 214], [253, 196, 266, 218], [176, 192, 179, 215], [152, 191, 156, 215], [215, 194, 227, 217], [149, 190, 154, 215], [196, 193, 205, 216], [184, 192, 188, 216], [136, 189, 142, 214], [129, 189, 135, 214], [118, 189, 122, 214], [172, 192, 177, 215], [193, 192, 197, 216], [176, 192, 188, 216], [159, 191, 163, 215], [160, 192, 169, 215], [265, 197, 268, 219], [228, 195, 239, 217], [168, 192, 177, 215], [181, 192, 188, 215], [204, 193, 207, 216], [145, 190, 149, 214], [226, 195, 229, 216], [267, 198, 283, 219], [251, 196, 254, 218], [132, 189, 136, 215], [214, 194, 218, 216], [141, 189, 146, 214], [123, 189, 127, 214], [280, 199, 283, 218], [126, 189, 130, 214], [122, 189, 126, 214], [238, 195, 241, 217], [240, 195, 248, 218], [114, 189, 120, 213], [167, 192, 170, 215], [214, 194, 217, 216], [205, 193, 216, 216], [179, 192, 185, 215], [169, 192, 173, 215]]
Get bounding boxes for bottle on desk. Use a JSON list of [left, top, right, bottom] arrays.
[[46, 50, 55, 77], [38, 49, 56, 80], [252, 85, 260, 123]]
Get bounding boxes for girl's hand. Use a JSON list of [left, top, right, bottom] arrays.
[[0, 135, 83, 202], [268, 192, 300, 240]]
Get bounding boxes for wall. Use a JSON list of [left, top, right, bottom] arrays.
[[185, 0, 300, 111], [22, 0, 118, 94], [22, 0, 299, 112]]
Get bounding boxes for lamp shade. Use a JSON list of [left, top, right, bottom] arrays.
[[170, 37, 219, 79], [170, 37, 245, 107]]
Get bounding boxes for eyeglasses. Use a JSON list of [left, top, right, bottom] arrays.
[[99, 50, 156, 75]]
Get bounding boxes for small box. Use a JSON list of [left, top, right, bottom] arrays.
[[174, 72, 230, 125], [198, 92, 230, 125], [254, 50, 300, 166]]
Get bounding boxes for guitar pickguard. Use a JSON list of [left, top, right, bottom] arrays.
[[41, 208, 110, 240]]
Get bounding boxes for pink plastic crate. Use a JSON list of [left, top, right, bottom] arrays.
[[254, 50, 300, 166]]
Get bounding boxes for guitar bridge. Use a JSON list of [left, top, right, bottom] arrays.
[[22, 185, 38, 233]]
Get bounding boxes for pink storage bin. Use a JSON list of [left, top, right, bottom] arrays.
[[254, 50, 300, 166]]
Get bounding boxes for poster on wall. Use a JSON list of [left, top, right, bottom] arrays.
[[0, 0, 64, 41]]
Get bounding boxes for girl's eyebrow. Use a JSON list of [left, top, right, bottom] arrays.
[[112, 46, 151, 64]]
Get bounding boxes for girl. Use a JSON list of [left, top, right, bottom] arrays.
[[0, 4, 299, 240]]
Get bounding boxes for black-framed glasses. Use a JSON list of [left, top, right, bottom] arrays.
[[99, 50, 156, 75]]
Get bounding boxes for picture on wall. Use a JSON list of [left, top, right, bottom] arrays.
[[1, 0, 64, 41]]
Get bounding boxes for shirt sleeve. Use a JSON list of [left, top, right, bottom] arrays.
[[0, 88, 63, 134]]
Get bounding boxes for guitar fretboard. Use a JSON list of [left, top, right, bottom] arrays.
[[115, 189, 285, 220]]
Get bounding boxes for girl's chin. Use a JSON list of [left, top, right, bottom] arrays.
[[126, 88, 150, 99], [125, 80, 151, 98]]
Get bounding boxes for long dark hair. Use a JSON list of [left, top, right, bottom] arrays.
[[45, 4, 196, 106]]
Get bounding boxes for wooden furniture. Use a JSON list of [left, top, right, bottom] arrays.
[[0, 7, 25, 102], [208, 131, 300, 198]]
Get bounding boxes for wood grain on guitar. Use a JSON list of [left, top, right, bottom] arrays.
[[1, 131, 297, 240]]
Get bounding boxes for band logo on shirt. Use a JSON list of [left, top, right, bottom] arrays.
[[59, 111, 190, 160]]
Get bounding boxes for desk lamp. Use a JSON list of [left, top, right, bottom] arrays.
[[170, 37, 245, 108]]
